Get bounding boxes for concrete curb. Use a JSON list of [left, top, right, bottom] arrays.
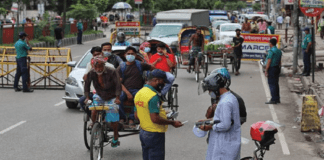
[[31, 33, 102, 48]]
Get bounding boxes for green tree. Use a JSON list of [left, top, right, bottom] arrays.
[[214, 0, 225, 9], [225, 2, 237, 11], [252, 3, 261, 11], [66, 3, 98, 20], [82, 0, 109, 14], [236, 1, 246, 10], [0, 7, 7, 17]]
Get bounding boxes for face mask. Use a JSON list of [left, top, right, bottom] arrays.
[[209, 91, 217, 99], [144, 47, 151, 53], [126, 55, 135, 62], [156, 83, 165, 92], [103, 51, 111, 57], [158, 52, 164, 55]]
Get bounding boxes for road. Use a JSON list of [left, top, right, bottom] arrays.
[[0, 37, 322, 160]]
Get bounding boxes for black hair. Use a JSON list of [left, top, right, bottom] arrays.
[[270, 38, 277, 46], [90, 46, 102, 54], [156, 42, 166, 49], [125, 46, 137, 53], [267, 22, 272, 25], [101, 42, 112, 49]]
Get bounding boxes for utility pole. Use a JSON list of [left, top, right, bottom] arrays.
[[17, 0, 21, 27], [63, 0, 66, 31], [292, 0, 299, 74]]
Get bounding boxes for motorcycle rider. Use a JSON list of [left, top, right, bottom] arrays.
[[114, 32, 131, 46], [198, 68, 241, 160]]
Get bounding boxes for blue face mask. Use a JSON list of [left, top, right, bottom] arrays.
[[126, 55, 135, 62], [103, 51, 111, 57], [144, 47, 151, 53]]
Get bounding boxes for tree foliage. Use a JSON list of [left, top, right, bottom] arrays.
[[214, 0, 225, 9], [66, 3, 98, 20], [0, 7, 7, 16], [252, 3, 261, 11], [225, 2, 237, 11]]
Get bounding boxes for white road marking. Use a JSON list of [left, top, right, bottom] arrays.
[[258, 62, 291, 155], [54, 101, 65, 106], [0, 121, 26, 134]]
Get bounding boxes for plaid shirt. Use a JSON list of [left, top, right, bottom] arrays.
[[14, 39, 31, 59]]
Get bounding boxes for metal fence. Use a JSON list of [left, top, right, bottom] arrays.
[[0, 47, 72, 89], [0, 20, 91, 44]]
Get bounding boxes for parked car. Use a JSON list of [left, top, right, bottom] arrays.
[[62, 46, 128, 109], [211, 20, 230, 39], [215, 23, 241, 40]]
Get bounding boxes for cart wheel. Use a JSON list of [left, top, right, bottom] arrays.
[[173, 86, 179, 111], [231, 58, 235, 73], [90, 123, 104, 160], [84, 113, 91, 150], [204, 61, 208, 78], [195, 59, 200, 82]]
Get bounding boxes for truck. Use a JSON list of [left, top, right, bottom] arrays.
[[146, 9, 209, 46]]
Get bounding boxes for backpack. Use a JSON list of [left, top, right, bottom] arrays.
[[230, 90, 247, 125], [120, 60, 143, 84]]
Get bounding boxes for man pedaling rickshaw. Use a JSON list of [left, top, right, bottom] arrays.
[[84, 56, 122, 148], [187, 27, 204, 73], [149, 43, 176, 101]]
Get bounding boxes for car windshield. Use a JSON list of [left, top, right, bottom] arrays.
[[221, 25, 241, 32], [77, 53, 92, 68], [212, 21, 227, 28], [150, 25, 182, 37]]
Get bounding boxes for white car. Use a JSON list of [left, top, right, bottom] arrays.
[[146, 23, 185, 46], [62, 46, 127, 109], [215, 23, 241, 40]]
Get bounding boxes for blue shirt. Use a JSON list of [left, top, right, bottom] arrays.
[[152, 17, 157, 26], [302, 34, 312, 49], [14, 39, 31, 59], [114, 41, 131, 46], [266, 46, 282, 67]]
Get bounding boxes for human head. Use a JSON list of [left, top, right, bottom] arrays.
[[304, 27, 310, 34], [156, 42, 166, 54], [196, 27, 202, 35], [147, 69, 169, 92], [117, 32, 125, 43], [202, 67, 231, 98], [260, 19, 264, 23], [139, 42, 150, 51], [267, 21, 272, 26], [101, 42, 112, 57], [269, 38, 277, 47], [90, 46, 103, 57], [19, 32, 28, 40], [125, 46, 137, 62], [91, 55, 106, 75], [235, 29, 241, 36]]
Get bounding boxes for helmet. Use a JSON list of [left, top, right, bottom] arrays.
[[250, 121, 282, 147], [206, 67, 231, 89], [117, 32, 125, 42]]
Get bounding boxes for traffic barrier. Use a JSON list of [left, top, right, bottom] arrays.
[[0, 47, 72, 89]]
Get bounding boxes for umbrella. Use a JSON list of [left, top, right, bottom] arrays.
[[112, 2, 132, 10]]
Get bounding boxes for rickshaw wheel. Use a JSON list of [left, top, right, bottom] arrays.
[[203, 55, 208, 78], [90, 123, 104, 160], [195, 59, 199, 82], [84, 113, 91, 150]]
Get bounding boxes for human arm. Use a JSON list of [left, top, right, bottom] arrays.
[[112, 69, 121, 104], [201, 35, 205, 51], [188, 34, 194, 50], [265, 52, 273, 77], [211, 101, 233, 132], [163, 50, 174, 68], [84, 71, 92, 100], [306, 38, 312, 53]]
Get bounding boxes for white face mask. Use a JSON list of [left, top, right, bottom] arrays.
[[158, 52, 164, 55], [103, 51, 111, 57], [209, 91, 217, 99]]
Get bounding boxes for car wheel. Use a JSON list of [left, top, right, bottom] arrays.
[[66, 101, 78, 109]]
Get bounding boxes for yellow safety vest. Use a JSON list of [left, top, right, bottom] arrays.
[[134, 86, 168, 133]]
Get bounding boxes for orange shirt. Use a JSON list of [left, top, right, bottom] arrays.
[[149, 53, 175, 72]]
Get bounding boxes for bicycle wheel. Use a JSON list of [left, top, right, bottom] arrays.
[[202, 55, 208, 78], [195, 59, 200, 82], [83, 113, 91, 150], [90, 123, 104, 160]]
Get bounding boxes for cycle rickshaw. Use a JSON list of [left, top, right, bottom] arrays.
[[175, 26, 215, 82]]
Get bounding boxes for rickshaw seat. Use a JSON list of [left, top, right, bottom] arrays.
[[180, 46, 190, 53]]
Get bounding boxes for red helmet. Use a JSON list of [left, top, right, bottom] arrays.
[[250, 121, 278, 145]]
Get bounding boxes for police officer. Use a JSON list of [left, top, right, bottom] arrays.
[[265, 38, 282, 104], [301, 27, 312, 76]]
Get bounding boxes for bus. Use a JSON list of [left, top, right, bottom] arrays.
[[209, 10, 228, 22]]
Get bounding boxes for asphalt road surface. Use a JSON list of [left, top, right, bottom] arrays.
[[0, 37, 322, 160]]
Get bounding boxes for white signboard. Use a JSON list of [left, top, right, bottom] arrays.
[[11, 2, 18, 12]]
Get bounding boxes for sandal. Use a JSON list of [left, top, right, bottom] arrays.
[[187, 68, 191, 73], [111, 138, 120, 148]]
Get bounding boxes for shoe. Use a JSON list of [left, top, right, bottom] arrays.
[[265, 101, 277, 104], [14, 87, 22, 92], [23, 89, 34, 93], [276, 100, 281, 103], [302, 73, 310, 76], [187, 68, 191, 73], [235, 72, 239, 76]]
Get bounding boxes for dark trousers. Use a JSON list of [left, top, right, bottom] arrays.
[[119, 89, 140, 120], [235, 53, 242, 72], [77, 29, 83, 44], [278, 24, 282, 29], [303, 49, 311, 74], [79, 93, 94, 117], [139, 130, 165, 160], [268, 66, 280, 102], [14, 57, 28, 90]]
